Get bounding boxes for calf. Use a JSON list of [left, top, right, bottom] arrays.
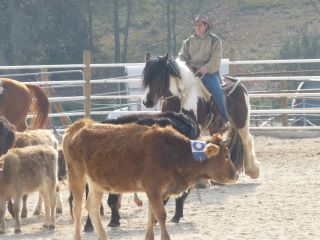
[[7, 129, 62, 218], [0, 145, 58, 234], [63, 119, 238, 240]]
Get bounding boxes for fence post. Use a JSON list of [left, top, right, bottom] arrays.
[[40, 68, 51, 128], [83, 50, 92, 118], [229, 48, 237, 76], [280, 80, 288, 126]]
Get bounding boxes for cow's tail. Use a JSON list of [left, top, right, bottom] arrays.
[[228, 127, 244, 172], [26, 84, 49, 129]]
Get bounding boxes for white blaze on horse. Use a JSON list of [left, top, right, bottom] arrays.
[[142, 53, 260, 179]]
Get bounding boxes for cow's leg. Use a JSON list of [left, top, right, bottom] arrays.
[[146, 193, 170, 240], [40, 186, 56, 230], [134, 193, 143, 207], [171, 189, 190, 223], [68, 165, 86, 240], [21, 194, 28, 218], [0, 197, 6, 234], [56, 184, 63, 214], [85, 184, 107, 240], [107, 194, 121, 227], [12, 195, 22, 233], [7, 199, 15, 218], [237, 126, 260, 179], [145, 201, 156, 240], [49, 185, 57, 229], [33, 194, 42, 216]]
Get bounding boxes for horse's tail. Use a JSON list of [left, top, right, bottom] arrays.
[[26, 84, 49, 129], [228, 127, 244, 172]]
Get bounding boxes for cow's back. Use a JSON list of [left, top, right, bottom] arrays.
[[14, 130, 58, 149], [71, 123, 147, 191], [3, 145, 58, 194]]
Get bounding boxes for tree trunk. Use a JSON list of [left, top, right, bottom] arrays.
[[166, 0, 171, 54], [87, 0, 94, 51], [172, 0, 177, 56], [122, 0, 133, 63], [113, 0, 121, 63]]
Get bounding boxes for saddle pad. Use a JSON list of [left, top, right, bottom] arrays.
[[190, 140, 207, 162]]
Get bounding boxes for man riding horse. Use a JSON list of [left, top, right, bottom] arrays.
[[178, 14, 229, 132]]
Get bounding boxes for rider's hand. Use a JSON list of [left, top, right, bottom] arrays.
[[199, 66, 208, 75]]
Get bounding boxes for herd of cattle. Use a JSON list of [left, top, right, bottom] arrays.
[[0, 111, 243, 240]]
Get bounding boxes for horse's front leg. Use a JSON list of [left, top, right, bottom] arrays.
[[238, 126, 260, 179]]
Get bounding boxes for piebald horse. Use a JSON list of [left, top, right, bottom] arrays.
[[0, 78, 49, 131], [142, 54, 260, 179]]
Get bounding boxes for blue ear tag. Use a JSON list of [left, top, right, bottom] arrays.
[[190, 140, 207, 162]]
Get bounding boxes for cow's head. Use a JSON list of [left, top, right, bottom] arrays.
[[204, 140, 238, 184], [0, 117, 16, 156]]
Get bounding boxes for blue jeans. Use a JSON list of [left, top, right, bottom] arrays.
[[202, 72, 229, 121]]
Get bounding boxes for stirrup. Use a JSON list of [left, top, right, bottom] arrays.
[[203, 113, 214, 129]]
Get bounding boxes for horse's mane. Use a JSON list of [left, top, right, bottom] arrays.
[[142, 55, 170, 92]]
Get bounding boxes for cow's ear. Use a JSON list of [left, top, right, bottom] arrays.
[[204, 143, 220, 158], [145, 53, 151, 62]]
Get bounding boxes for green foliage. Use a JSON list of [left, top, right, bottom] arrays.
[[278, 33, 320, 72]]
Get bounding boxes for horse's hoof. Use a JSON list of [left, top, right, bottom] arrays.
[[33, 210, 41, 216], [83, 225, 94, 233], [171, 216, 180, 223], [48, 225, 55, 230], [14, 229, 21, 234], [108, 222, 120, 228], [56, 208, 62, 214], [245, 164, 260, 179]]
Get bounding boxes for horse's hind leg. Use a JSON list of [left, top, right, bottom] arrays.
[[21, 195, 28, 218], [107, 194, 121, 227], [237, 126, 260, 179], [171, 189, 191, 223]]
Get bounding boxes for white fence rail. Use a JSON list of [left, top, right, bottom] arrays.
[[1, 52, 320, 135]]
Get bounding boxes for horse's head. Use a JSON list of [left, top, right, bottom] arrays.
[[142, 53, 171, 108]]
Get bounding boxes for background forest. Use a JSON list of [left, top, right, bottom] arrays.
[[0, 0, 319, 66]]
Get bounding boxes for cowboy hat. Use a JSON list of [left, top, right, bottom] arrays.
[[193, 14, 213, 29]]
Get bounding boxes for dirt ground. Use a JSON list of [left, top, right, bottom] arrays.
[[1, 136, 320, 240]]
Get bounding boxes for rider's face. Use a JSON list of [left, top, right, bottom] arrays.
[[194, 22, 207, 37]]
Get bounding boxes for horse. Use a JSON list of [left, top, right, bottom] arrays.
[[0, 78, 49, 131], [142, 54, 260, 179]]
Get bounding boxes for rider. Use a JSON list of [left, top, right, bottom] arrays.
[[178, 14, 229, 131]]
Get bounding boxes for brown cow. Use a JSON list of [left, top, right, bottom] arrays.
[[0, 145, 58, 234], [63, 118, 238, 240]]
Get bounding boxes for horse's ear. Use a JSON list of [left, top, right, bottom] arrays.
[[145, 53, 151, 62], [164, 53, 169, 63]]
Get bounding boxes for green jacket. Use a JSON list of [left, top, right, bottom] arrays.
[[178, 32, 222, 74]]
